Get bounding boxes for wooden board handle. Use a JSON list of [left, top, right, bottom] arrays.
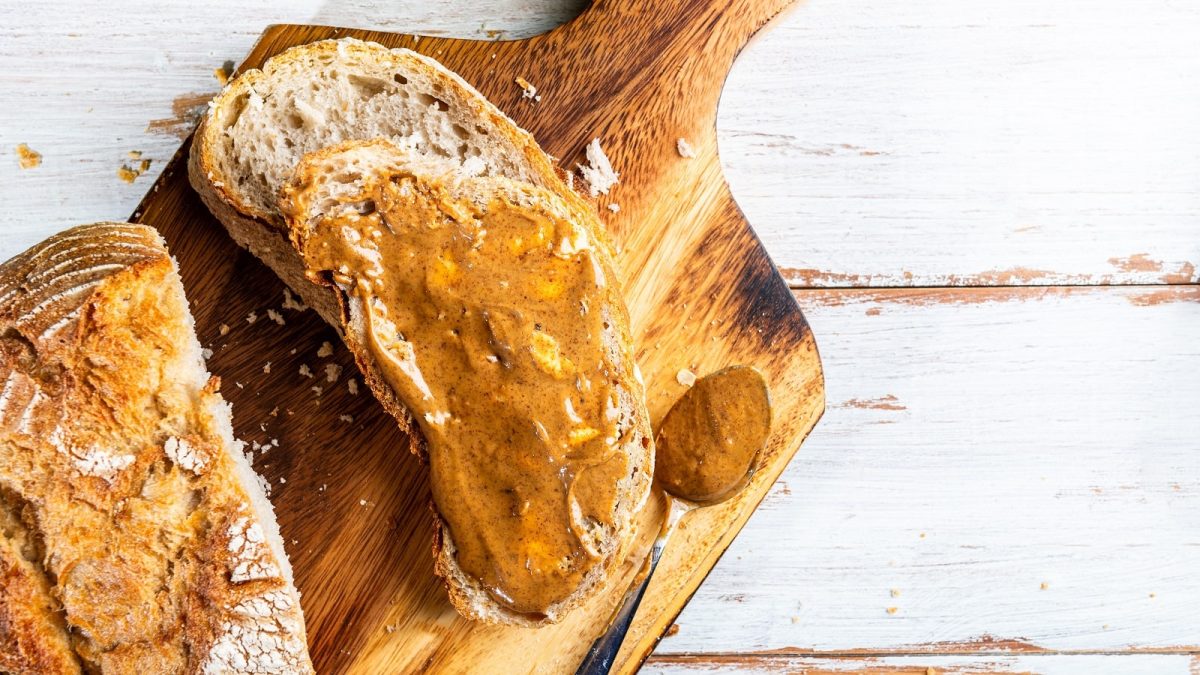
[[538, 0, 797, 119]]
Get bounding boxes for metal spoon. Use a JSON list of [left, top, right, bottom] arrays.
[[575, 365, 772, 674]]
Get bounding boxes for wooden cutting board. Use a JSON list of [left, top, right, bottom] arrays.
[[132, 0, 824, 671]]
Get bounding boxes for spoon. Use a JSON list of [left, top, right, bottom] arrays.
[[575, 365, 772, 675]]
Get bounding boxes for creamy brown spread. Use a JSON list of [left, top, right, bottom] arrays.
[[293, 173, 636, 615], [656, 366, 772, 504]]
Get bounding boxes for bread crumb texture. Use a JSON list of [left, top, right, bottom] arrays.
[[0, 224, 311, 673], [15, 143, 41, 169], [676, 137, 697, 158]]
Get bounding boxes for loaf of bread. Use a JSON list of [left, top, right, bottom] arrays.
[[189, 38, 652, 626], [0, 223, 312, 673]]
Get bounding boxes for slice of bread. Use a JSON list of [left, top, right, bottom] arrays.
[[279, 139, 653, 626], [0, 223, 312, 673], [189, 37, 567, 329], [189, 38, 652, 625]]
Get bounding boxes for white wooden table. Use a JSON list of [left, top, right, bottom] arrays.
[[3, 1, 1198, 673]]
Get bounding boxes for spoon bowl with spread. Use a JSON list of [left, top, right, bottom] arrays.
[[575, 365, 773, 674]]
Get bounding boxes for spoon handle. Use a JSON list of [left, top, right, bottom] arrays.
[[574, 499, 688, 675]]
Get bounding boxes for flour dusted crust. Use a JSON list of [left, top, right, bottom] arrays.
[[0, 223, 312, 673]]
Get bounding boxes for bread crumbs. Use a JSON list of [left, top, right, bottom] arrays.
[[246, 311, 258, 324], [608, 203, 620, 213], [348, 378, 359, 395], [339, 414, 354, 423], [317, 341, 333, 358], [886, 607, 898, 615], [117, 158, 152, 183], [311, 385, 323, 396], [263, 362, 271, 374], [577, 138, 619, 197], [219, 323, 230, 336], [676, 138, 697, 158], [16, 144, 42, 168], [515, 76, 542, 102], [676, 368, 697, 387], [266, 309, 285, 325], [299, 364, 313, 378], [325, 363, 342, 383]]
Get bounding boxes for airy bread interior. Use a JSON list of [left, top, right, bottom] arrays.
[[200, 38, 554, 225]]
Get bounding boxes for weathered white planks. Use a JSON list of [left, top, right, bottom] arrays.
[[4, 0, 1199, 285], [644, 654, 1200, 675], [656, 286, 1200, 655], [724, 0, 1200, 286]]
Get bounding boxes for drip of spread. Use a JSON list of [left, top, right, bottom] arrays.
[[655, 366, 772, 504], [292, 172, 636, 616]]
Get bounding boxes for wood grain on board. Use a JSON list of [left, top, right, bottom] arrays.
[[131, 0, 825, 672]]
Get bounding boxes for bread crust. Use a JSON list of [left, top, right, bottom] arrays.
[[190, 38, 653, 627], [0, 224, 312, 673]]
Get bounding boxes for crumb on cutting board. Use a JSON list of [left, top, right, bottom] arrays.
[[16, 144, 41, 169], [515, 76, 542, 102], [676, 138, 697, 158], [676, 368, 697, 387], [577, 138, 619, 197]]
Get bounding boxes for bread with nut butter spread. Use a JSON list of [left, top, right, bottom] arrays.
[[278, 138, 653, 626]]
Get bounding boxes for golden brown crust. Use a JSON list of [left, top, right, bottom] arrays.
[[0, 224, 312, 673]]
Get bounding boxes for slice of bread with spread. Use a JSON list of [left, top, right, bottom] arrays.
[[0, 223, 312, 673], [189, 38, 652, 626], [279, 139, 652, 625]]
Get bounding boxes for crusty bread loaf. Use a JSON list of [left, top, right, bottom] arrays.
[[189, 37, 567, 330], [0, 223, 312, 673], [188, 38, 652, 626], [279, 139, 653, 626]]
